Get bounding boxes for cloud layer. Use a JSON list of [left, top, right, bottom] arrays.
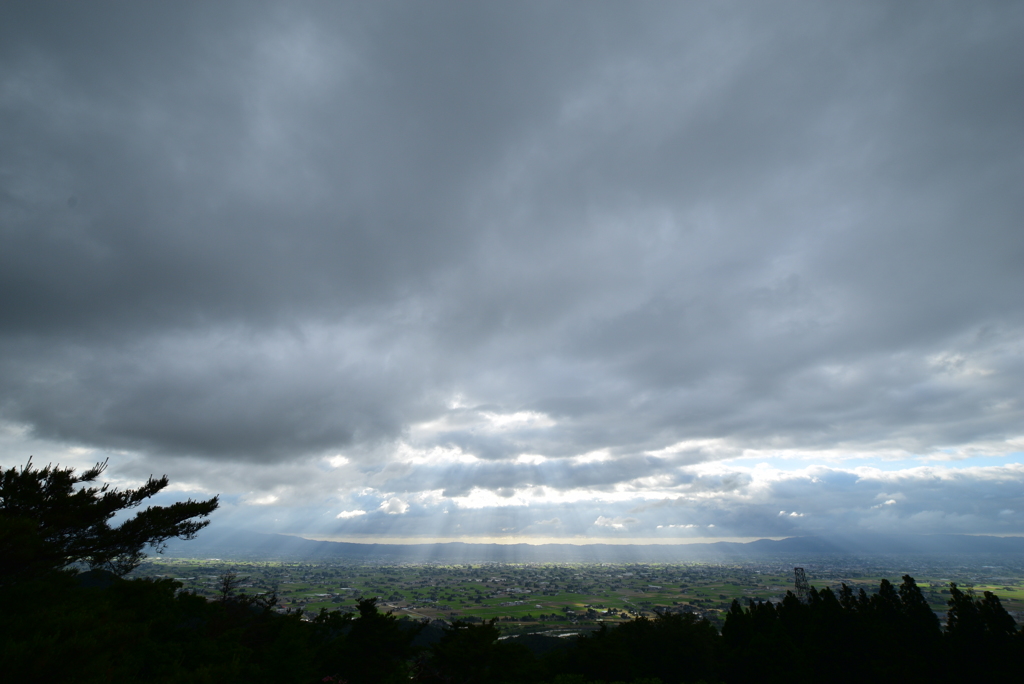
[[2, 2, 1023, 541]]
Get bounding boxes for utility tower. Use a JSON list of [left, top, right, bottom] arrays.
[[794, 567, 809, 602]]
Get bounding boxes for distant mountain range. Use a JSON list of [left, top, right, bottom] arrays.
[[158, 528, 1024, 563]]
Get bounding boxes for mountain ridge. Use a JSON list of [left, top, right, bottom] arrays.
[[158, 529, 1024, 562]]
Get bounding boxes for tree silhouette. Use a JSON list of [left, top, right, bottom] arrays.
[[946, 582, 1017, 641], [898, 574, 939, 633], [722, 575, 953, 683], [0, 457, 218, 583]]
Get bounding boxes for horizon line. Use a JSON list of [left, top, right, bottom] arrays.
[[277, 534, 788, 546], [256, 531, 1024, 547]]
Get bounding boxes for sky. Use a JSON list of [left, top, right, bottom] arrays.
[[2, 1, 1023, 545]]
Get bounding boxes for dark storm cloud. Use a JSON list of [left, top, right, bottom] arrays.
[[0, 327, 436, 458], [2, 2, 1023, 537]]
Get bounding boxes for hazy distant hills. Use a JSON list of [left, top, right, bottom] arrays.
[[158, 528, 1024, 563]]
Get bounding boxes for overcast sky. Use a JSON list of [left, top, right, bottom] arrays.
[[2, 1, 1023, 544]]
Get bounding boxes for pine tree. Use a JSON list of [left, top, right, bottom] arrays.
[[0, 458, 218, 583], [898, 574, 940, 635]]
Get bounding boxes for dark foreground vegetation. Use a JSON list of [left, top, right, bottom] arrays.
[[3, 460, 1023, 683], [4, 572, 1024, 683]]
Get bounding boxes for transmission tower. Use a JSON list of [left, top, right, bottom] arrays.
[[794, 567, 809, 602]]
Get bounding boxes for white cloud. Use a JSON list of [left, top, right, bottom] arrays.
[[594, 516, 639, 530], [380, 498, 410, 515], [245, 494, 279, 506], [479, 410, 556, 431]]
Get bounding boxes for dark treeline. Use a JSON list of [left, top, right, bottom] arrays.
[[3, 572, 1023, 683], [720, 576, 1019, 684]]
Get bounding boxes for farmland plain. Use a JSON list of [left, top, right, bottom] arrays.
[[130, 555, 1024, 634]]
